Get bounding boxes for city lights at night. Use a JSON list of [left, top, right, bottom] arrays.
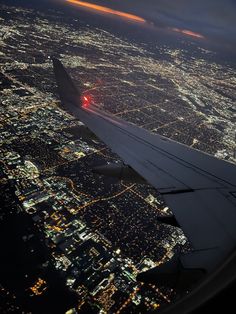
[[0, 0, 235, 313]]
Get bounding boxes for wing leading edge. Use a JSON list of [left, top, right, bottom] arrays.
[[52, 58, 236, 312]]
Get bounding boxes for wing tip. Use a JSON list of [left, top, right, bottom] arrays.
[[51, 56, 63, 71], [51, 57, 82, 112]]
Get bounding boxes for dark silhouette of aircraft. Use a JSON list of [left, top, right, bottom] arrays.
[[52, 58, 236, 314]]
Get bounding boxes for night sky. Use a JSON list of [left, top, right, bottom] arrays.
[[52, 0, 236, 51], [2, 0, 236, 55]]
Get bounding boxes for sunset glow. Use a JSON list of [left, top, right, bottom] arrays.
[[66, 0, 146, 23], [171, 27, 205, 39]]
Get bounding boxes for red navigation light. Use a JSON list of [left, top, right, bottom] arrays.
[[82, 95, 91, 107]]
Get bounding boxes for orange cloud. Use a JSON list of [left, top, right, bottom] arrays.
[[171, 27, 205, 39], [66, 0, 146, 23]]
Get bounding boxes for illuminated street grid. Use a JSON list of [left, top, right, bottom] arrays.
[[0, 3, 235, 313]]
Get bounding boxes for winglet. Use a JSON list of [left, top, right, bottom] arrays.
[[52, 57, 81, 111]]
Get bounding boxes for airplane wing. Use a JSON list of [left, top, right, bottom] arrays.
[[52, 58, 236, 313]]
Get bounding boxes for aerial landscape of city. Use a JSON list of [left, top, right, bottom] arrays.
[[0, 1, 235, 313]]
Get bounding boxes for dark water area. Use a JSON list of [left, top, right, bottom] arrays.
[[0, 180, 77, 313]]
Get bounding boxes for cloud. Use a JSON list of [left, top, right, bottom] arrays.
[[66, 0, 146, 23], [170, 28, 205, 39]]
